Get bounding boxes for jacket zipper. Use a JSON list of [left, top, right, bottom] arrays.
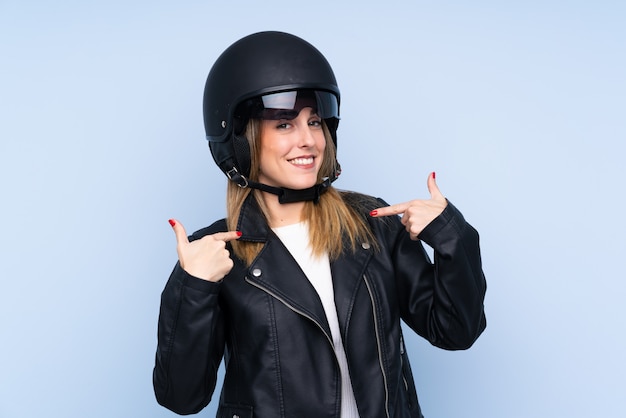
[[244, 277, 336, 353], [245, 278, 343, 416], [363, 274, 391, 418]]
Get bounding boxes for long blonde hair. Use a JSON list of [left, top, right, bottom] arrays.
[[226, 119, 377, 265]]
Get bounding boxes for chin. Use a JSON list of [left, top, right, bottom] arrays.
[[260, 173, 319, 190], [285, 183, 317, 190]]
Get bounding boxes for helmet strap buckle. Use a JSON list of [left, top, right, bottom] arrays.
[[226, 167, 249, 188]]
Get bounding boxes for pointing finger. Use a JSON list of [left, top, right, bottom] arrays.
[[370, 201, 411, 217], [211, 231, 243, 242], [168, 219, 190, 245]]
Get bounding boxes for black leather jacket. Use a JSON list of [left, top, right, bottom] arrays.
[[153, 192, 486, 418]]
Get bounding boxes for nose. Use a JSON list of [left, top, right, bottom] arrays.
[[296, 113, 315, 147], [298, 126, 315, 147]]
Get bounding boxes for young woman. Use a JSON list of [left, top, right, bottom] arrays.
[[153, 31, 487, 418]]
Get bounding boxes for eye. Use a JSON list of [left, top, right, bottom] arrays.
[[308, 118, 322, 127], [276, 121, 292, 129]]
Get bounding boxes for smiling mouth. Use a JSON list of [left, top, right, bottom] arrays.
[[288, 157, 314, 166]]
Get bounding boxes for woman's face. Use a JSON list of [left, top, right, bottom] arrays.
[[257, 107, 326, 190]]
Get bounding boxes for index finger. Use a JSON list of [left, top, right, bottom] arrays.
[[370, 202, 411, 217], [211, 231, 243, 242]]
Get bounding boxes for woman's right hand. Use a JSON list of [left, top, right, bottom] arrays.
[[168, 219, 241, 282]]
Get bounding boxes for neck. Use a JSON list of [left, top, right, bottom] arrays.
[[261, 191, 306, 227]]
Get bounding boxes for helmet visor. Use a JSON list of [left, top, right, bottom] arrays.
[[246, 90, 339, 121]]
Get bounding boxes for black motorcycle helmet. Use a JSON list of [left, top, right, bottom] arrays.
[[203, 31, 341, 203]]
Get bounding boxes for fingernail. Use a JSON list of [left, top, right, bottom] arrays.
[[168, 219, 176, 227], [236, 231, 242, 237], [370, 210, 378, 217], [432, 172, 436, 179]]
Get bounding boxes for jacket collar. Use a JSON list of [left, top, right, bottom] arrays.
[[236, 193, 271, 242]]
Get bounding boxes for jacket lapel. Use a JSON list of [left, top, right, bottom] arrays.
[[331, 239, 373, 335], [247, 236, 333, 340], [238, 195, 333, 340]]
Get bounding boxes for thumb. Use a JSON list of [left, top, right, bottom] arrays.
[[427, 172, 444, 199], [168, 219, 189, 245]]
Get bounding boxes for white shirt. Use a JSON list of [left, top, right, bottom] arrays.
[[272, 222, 360, 418]]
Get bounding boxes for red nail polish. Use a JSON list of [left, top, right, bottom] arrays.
[[432, 172, 436, 179], [236, 231, 242, 237], [370, 210, 378, 217], [168, 219, 176, 227]]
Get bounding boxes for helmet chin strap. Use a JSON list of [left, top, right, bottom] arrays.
[[226, 166, 338, 204], [249, 178, 333, 204]]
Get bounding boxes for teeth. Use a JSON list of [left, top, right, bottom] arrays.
[[289, 157, 314, 165]]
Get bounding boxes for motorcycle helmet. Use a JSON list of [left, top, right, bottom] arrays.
[[203, 31, 341, 203]]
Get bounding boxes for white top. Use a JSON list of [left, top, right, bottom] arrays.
[[272, 222, 360, 418]]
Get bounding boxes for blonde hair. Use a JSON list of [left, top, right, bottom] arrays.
[[227, 119, 377, 265]]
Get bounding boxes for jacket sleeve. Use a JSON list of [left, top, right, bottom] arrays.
[[393, 200, 487, 350], [152, 263, 225, 415]]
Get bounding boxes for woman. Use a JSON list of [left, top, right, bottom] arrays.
[[153, 31, 486, 418]]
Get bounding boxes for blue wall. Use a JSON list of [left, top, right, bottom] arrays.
[[1, 1, 624, 417]]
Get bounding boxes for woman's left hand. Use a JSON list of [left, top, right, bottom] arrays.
[[369, 172, 448, 240]]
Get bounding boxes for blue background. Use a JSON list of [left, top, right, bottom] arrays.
[[1, 1, 624, 417]]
